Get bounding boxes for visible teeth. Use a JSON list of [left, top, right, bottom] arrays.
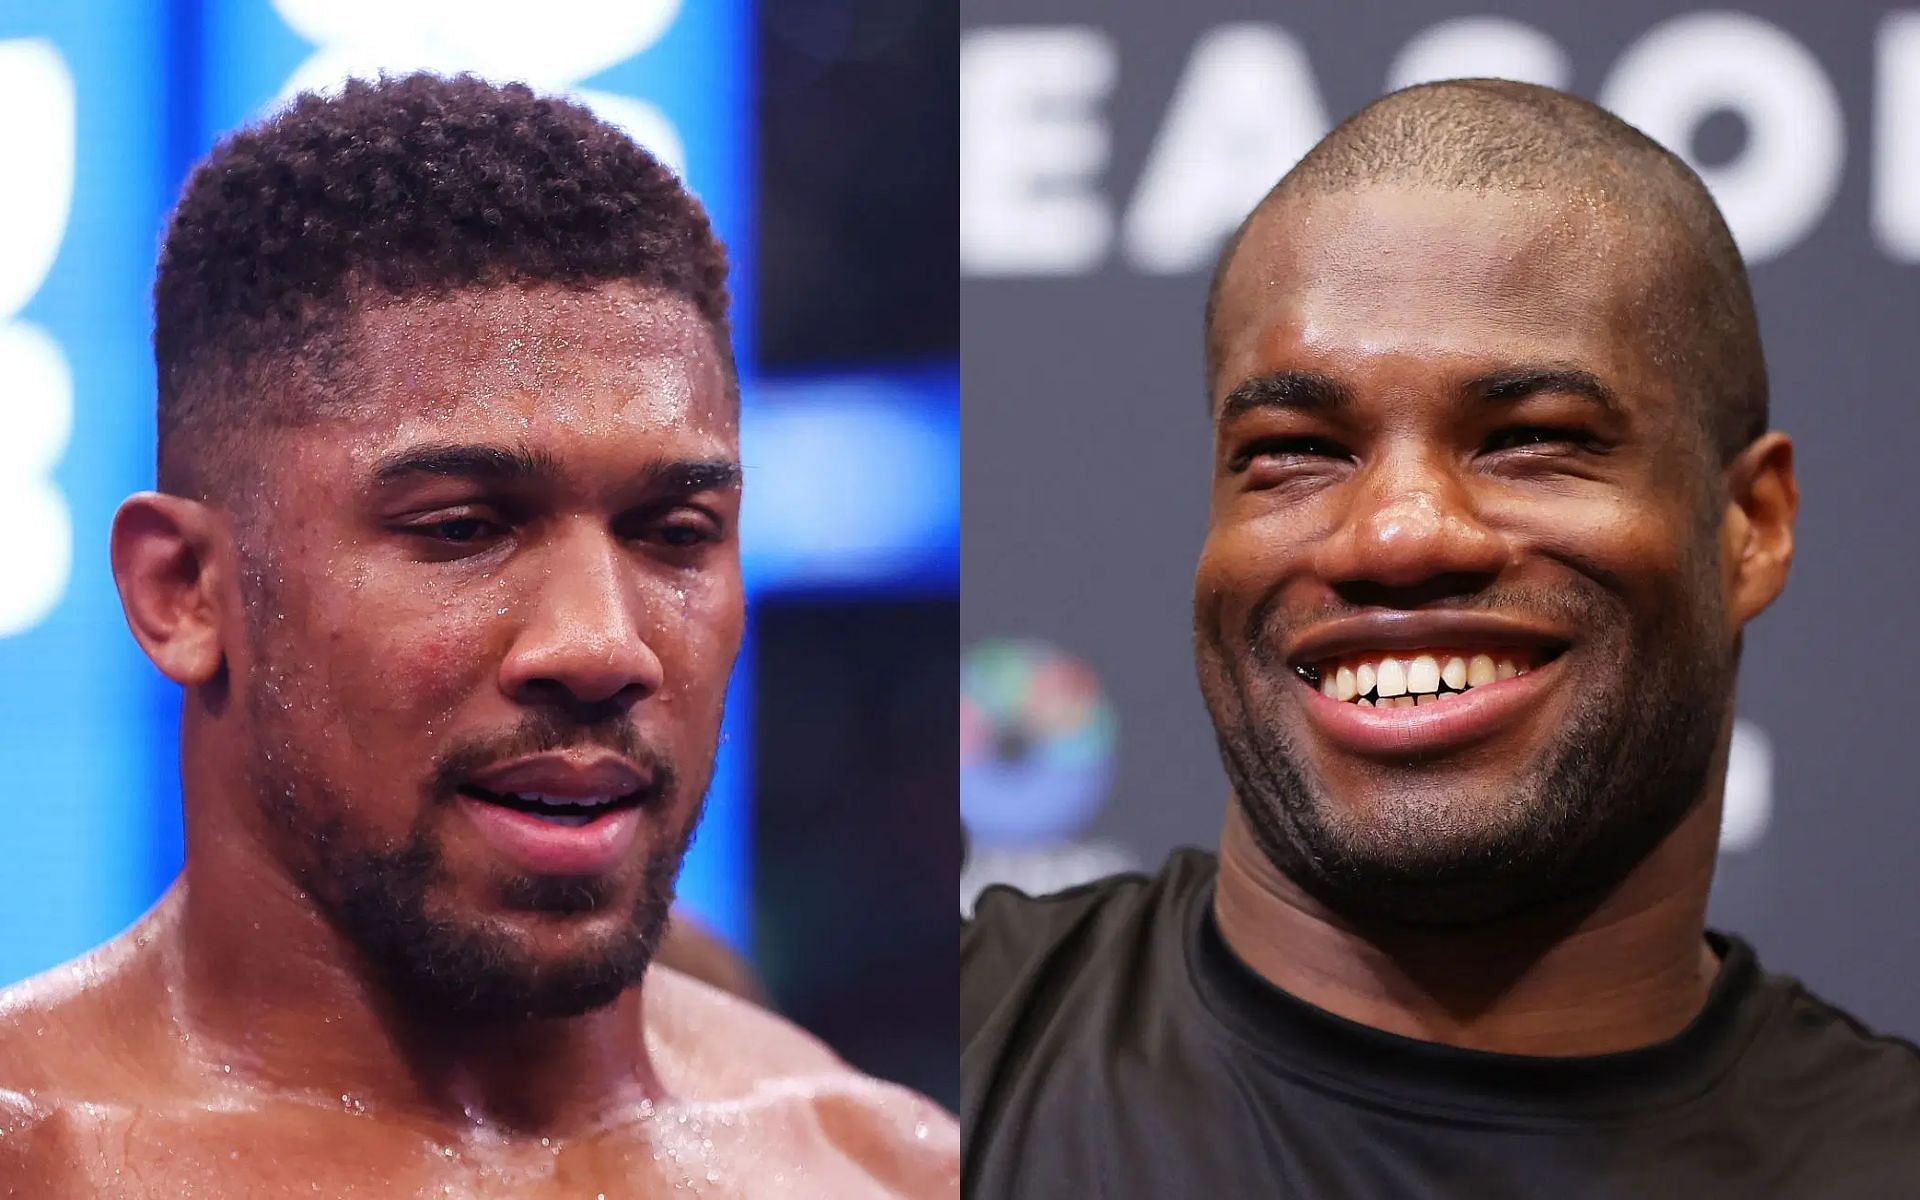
[[1356, 698, 1374, 708], [1414, 694, 1436, 705], [515, 792, 616, 807], [1333, 649, 1538, 707], [1375, 658, 1408, 697]]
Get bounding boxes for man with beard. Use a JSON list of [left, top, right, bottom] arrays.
[[962, 80, 1920, 1197], [0, 74, 955, 1197]]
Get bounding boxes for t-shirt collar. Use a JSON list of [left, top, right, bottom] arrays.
[[1184, 876, 1775, 1121]]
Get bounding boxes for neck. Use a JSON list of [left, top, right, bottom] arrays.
[[145, 782, 663, 1136], [1212, 795, 1724, 1057]]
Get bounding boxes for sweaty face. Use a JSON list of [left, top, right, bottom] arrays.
[[230, 282, 741, 1018], [1197, 188, 1740, 925]]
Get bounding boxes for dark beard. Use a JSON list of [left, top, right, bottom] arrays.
[[231, 544, 710, 1021], [1199, 581, 1733, 927], [249, 690, 700, 1021], [324, 821, 692, 1021]]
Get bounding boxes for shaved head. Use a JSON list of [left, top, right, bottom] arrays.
[[1206, 79, 1765, 462]]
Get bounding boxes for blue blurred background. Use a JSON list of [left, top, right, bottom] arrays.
[[0, 0, 956, 1101]]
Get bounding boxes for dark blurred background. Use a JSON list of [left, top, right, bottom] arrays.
[[754, 0, 957, 1106], [760, 0, 958, 366]]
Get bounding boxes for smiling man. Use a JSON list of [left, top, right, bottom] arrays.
[[0, 74, 954, 1197], [962, 80, 1920, 1196]]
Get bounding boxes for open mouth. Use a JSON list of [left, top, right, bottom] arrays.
[[1294, 646, 1562, 708], [457, 785, 648, 828]]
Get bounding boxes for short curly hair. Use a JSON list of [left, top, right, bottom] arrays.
[[154, 72, 732, 497]]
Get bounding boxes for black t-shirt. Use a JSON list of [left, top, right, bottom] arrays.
[[962, 849, 1920, 1198]]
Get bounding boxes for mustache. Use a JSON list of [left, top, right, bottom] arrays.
[[426, 711, 677, 801]]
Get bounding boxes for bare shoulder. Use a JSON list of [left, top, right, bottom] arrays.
[[645, 963, 872, 1087], [0, 969, 78, 1094], [0, 1080, 81, 1198], [644, 965, 959, 1192], [0, 929, 174, 1144], [0, 938, 134, 1090], [0, 951, 132, 1193]]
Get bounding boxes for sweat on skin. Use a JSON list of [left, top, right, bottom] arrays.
[[0, 282, 956, 1197]]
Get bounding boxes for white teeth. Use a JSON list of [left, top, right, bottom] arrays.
[[1329, 649, 1540, 708], [512, 792, 616, 807], [1375, 658, 1408, 697], [1356, 698, 1374, 707]]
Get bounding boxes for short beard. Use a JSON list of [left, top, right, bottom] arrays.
[[244, 675, 699, 1020], [233, 543, 706, 1021], [1199, 581, 1732, 927], [324, 821, 693, 1021]]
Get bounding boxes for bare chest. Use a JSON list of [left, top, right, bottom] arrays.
[[17, 1103, 927, 1199]]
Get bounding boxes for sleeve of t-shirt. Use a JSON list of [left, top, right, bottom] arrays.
[[962, 880, 1120, 1049], [963, 885, 1043, 1047]]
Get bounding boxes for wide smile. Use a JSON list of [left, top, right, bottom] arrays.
[[1301, 645, 1553, 708], [1281, 607, 1573, 759], [1292, 646, 1566, 758]]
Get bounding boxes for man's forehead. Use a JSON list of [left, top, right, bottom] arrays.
[[353, 280, 722, 384], [248, 283, 736, 491], [1213, 186, 1660, 393], [322, 282, 733, 437]]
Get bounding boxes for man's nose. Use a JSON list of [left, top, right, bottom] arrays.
[[1314, 451, 1508, 596], [497, 531, 666, 709]]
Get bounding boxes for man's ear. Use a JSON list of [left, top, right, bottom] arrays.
[[1720, 432, 1797, 628], [110, 492, 229, 686]]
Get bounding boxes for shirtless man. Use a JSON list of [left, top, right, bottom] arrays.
[[0, 73, 955, 1198]]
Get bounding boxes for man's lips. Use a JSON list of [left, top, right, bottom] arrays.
[[1285, 609, 1570, 669], [1281, 611, 1572, 759], [464, 752, 654, 801], [458, 796, 646, 876], [455, 752, 660, 876]]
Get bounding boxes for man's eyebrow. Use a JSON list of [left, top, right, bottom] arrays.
[[1217, 372, 1355, 422], [370, 442, 562, 487], [1468, 366, 1622, 415], [369, 446, 741, 494], [644, 458, 742, 494]]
